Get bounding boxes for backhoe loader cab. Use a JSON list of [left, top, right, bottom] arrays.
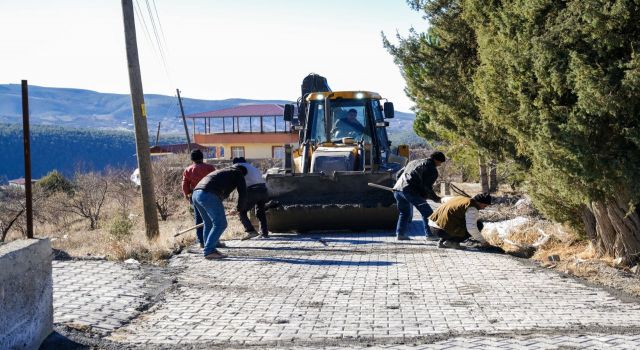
[[284, 91, 400, 174]]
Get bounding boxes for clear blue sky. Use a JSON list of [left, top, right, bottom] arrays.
[[0, 0, 427, 111]]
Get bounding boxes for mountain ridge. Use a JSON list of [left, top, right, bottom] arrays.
[[0, 84, 416, 135]]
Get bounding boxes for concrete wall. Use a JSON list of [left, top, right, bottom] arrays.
[[0, 239, 53, 350]]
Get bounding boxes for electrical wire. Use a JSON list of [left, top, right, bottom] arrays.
[[133, 0, 158, 57], [144, 0, 171, 81], [152, 0, 170, 54]]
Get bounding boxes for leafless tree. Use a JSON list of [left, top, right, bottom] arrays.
[[152, 157, 184, 221], [105, 167, 136, 217], [0, 187, 25, 242], [63, 172, 109, 230]]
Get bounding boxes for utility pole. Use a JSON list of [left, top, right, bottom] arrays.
[[155, 121, 161, 146], [21, 80, 33, 239], [121, 0, 159, 239], [176, 89, 192, 153]]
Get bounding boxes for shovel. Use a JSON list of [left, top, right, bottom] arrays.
[[174, 208, 239, 237], [174, 223, 204, 237], [367, 183, 396, 192]]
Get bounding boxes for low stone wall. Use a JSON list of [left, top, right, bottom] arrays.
[[0, 239, 53, 350]]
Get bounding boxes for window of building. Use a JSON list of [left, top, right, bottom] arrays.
[[272, 146, 285, 159], [204, 146, 216, 159], [231, 146, 245, 159]]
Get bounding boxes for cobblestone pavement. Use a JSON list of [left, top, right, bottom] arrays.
[[53, 220, 640, 349], [52, 260, 165, 334]]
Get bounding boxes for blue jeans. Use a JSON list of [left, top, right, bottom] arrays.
[[191, 200, 204, 246], [394, 191, 434, 237], [192, 190, 227, 256]]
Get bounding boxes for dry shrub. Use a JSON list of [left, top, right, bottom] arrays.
[[105, 167, 136, 217], [483, 218, 576, 259], [0, 187, 26, 242], [108, 229, 191, 262], [63, 171, 110, 230], [151, 156, 185, 221], [251, 158, 283, 172]]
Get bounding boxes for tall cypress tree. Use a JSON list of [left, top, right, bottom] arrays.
[[383, 0, 518, 157], [389, 0, 640, 263], [467, 0, 640, 262]]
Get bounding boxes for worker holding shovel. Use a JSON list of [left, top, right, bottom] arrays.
[[392, 151, 446, 241], [192, 164, 247, 260]]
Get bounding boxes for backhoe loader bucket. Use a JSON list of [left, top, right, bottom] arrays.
[[265, 172, 398, 232]]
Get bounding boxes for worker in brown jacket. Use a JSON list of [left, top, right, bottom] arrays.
[[428, 193, 492, 249]]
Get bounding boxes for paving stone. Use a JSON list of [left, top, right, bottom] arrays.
[[52, 260, 149, 335], [53, 218, 640, 348]]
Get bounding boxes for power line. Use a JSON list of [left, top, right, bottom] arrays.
[[144, 0, 171, 80], [133, 0, 158, 57], [152, 0, 170, 54], [134, 0, 177, 110]]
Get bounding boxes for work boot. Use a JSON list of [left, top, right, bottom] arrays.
[[396, 234, 410, 241], [204, 250, 227, 260], [216, 241, 227, 248], [188, 245, 203, 254], [258, 232, 270, 239], [241, 231, 260, 241], [425, 234, 439, 242]]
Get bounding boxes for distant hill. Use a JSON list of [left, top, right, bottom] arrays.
[[0, 85, 422, 180], [0, 84, 290, 134], [0, 84, 418, 139]]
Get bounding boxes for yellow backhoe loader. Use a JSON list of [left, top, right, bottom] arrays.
[[265, 74, 409, 232]]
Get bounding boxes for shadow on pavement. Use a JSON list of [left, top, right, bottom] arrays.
[[229, 256, 395, 266], [229, 246, 365, 253], [40, 331, 87, 350]]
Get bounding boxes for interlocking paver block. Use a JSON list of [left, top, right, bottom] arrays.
[[53, 219, 640, 348], [53, 260, 148, 334]]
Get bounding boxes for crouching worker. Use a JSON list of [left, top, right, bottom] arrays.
[[232, 157, 270, 240], [428, 193, 492, 250], [192, 164, 247, 260]]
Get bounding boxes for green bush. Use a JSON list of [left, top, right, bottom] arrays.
[[38, 170, 73, 195], [109, 215, 134, 240]]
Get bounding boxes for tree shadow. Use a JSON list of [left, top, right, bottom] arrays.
[[229, 256, 395, 267]]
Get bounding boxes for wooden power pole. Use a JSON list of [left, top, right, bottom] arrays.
[[21, 80, 34, 239], [176, 89, 192, 153], [121, 0, 159, 239], [155, 121, 161, 146]]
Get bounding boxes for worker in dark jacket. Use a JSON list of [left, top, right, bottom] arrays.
[[192, 164, 247, 260], [428, 193, 492, 250], [392, 151, 446, 241]]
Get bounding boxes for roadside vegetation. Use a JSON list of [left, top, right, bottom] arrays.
[[386, 0, 640, 266], [0, 154, 246, 263]]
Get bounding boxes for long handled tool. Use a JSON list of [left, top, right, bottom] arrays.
[[367, 182, 432, 207], [367, 182, 395, 192], [174, 223, 203, 237], [174, 208, 238, 238], [450, 183, 471, 197]]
